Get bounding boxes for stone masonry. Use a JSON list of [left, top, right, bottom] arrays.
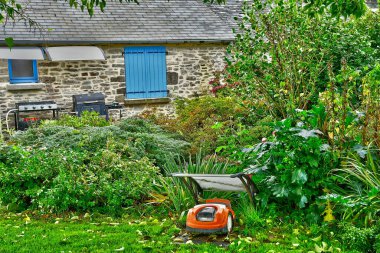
[[0, 43, 226, 122]]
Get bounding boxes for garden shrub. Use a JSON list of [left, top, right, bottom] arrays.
[[0, 145, 159, 214], [338, 222, 379, 253], [214, 115, 273, 168], [355, 10, 380, 61], [0, 117, 189, 213], [224, 0, 379, 119], [174, 96, 250, 154], [244, 109, 335, 211], [12, 118, 189, 168], [143, 96, 261, 155], [360, 64, 380, 147], [331, 148, 380, 227], [41, 111, 110, 128]]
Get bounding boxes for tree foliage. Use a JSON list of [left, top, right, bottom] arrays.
[[224, 0, 379, 118], [303, 0, 369, 18]]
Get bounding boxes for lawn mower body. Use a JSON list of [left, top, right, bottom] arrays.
[[171, 173, 258, 235], [186, 199, 235, 234]]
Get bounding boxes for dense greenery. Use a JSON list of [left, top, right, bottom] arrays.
[[332, 149, 380, 227], [0, 146, 159, 214], [143, 96, 273, 157], [221, 0, 379, 119], [0, 116, 188, 214], [0, 0, 379, 252], [245, 114, 334, 211], [146, 1, 379, 251], [12, 116, 188, 168], [42, 111, 110, 128]]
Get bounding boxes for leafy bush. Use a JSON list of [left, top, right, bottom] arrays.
[[42, 111, 110, 128], [225, 0, 379, 118], [0, 118, 189, 213], [174, 96, 252, 154], [12, 118, 189, 168], [360, 64, 380, 147], [332, 148, 380, 226], [143, 96, 250, 154], [214, 115, 273, 168], [245, 113, 334, 210], [355, 11, 380, 61], [315, 63, 380, 152], [338, 222, 379, 252], [0, 145, 159, 214]]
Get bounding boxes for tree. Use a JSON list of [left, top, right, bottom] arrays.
[[223, 0, 378, 118], [304, 0, 369, 18]]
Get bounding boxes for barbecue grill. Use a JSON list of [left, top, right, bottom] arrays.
[[72, 93, 108, 119], [16, 101, 58, 111], [13, 101, 59, 130]]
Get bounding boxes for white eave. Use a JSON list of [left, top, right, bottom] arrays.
[[45, 46, 106, 61], [0, 47, 45, 60]]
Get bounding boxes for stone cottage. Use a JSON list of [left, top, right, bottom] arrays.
[[0, 0, 244, 124]]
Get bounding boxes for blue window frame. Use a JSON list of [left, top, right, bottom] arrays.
[[8, 59, 39, 84], [124, 46, 167, 99]]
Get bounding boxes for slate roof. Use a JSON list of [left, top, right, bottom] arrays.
[[0, 0, 245, 44], [207, 0, 248, 30], [366, 0, 378, 9]]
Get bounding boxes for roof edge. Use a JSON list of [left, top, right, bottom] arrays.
[[0, 38, 234, 46]]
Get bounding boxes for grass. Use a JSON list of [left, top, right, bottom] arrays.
[[0, 209, 345, 253], [0, 212, 224, 253]]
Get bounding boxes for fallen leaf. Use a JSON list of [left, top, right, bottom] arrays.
[[173, 237, 183, 243], [311, 235, 321, 242]]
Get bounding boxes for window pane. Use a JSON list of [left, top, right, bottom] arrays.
[[11, 60, 34, 77]]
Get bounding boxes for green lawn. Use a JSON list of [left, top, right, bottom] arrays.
[[0, 212, 329, 253]]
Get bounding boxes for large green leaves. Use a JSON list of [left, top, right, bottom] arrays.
[[292, 169, 308, 184], [244, 109, 334, 210]]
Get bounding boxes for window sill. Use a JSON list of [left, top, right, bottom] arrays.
[[5, 83, 45, 91], [124, 97, 171, 105]]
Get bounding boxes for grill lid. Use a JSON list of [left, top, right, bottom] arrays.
[[73, 93, 105, 104]]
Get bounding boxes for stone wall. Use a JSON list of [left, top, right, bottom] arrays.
[[0, 43, 227, 123]]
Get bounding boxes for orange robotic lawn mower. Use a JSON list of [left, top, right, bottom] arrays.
[[171, 173, 259, 234]]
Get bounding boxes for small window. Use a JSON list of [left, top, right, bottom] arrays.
[[8, 59, 38, 84]]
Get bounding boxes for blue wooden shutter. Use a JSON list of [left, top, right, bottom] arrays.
[[124, 46, 167, 99]]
